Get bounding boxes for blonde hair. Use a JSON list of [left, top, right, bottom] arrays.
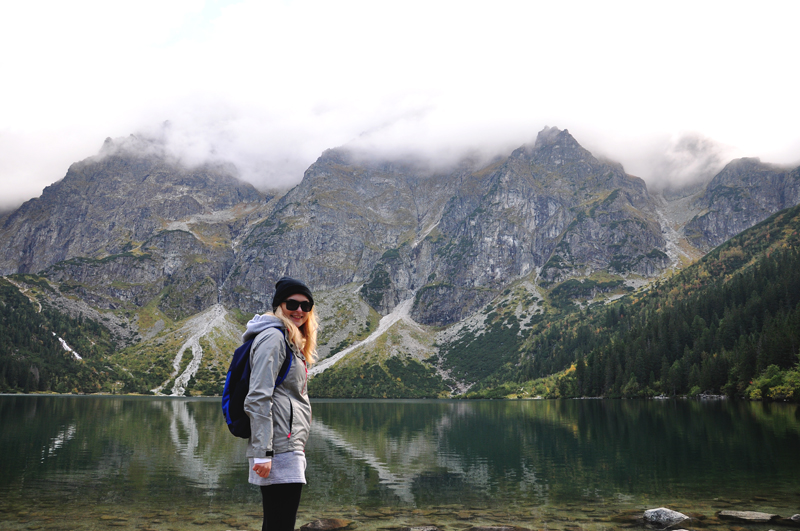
[[273, 305, 318, 365]]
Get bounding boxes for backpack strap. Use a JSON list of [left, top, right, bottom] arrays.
[[275, 338, 294, 387], [249, 329, 294, 387]]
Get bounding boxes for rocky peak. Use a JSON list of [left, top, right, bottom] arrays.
[[704, 157, 783, 189], [508, 127, 592, 165]]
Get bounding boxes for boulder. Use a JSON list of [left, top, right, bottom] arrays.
[[717, 511, 778, 523], [643, 508, 689, 528]]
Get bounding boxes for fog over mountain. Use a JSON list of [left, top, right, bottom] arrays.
[[2, 2, 799, 210]]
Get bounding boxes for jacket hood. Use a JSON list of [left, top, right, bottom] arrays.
[[242, 313, 284, 342]]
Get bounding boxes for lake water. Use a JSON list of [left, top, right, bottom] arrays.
[[1, 396, 799, 531]]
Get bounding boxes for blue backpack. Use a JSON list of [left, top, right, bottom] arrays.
[[221, 332, 292, 438]]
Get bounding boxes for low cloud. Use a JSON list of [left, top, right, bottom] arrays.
[[1, 1, 799, 209], [641, 133, 736, 193]]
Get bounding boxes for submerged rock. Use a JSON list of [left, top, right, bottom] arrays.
[[643, 507, 689, 528], [608, 509, 643, 524], [301, 518, 354, 530], [778, 514, 800, 527], [717, 510, 778, 523]]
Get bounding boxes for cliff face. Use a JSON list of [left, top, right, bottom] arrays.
[[412, 128, 666, 324], [684, 158, 800, 251], [221, 148, 463, 312]]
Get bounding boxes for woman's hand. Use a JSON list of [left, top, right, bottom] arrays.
[[253, 461, 272, 478]]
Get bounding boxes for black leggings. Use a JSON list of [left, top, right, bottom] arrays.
[[260, 483, 303, 531]]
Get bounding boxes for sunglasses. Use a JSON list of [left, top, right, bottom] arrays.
[[283, 299, 313, 312]]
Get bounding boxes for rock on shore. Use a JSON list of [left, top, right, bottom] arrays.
[[643, 507, 689, 528]]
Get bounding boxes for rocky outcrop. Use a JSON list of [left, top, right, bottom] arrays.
[[684, 158, 800, 251]]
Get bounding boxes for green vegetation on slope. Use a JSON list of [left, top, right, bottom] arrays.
[[0, 277, 119, 393], [309, 356, 447, 398], [478, 203, 800, 400]]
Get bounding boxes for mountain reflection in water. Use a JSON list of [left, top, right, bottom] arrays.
[[0, 396, 798, 531]]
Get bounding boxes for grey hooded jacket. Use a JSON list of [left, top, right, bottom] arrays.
[[242, 314, 311, 459]]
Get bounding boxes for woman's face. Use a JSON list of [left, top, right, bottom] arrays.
[[281, 294, 311, 329]]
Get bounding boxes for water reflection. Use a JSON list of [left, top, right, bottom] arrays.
[[1, 396, 799, 530], [151, 399, 244, 492], [305, 399, 800, 508]]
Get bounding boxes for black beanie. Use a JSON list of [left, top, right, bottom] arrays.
[[272, 277, 314, 311]]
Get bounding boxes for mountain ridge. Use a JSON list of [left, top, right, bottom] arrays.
[[1, 126, 798, 397]]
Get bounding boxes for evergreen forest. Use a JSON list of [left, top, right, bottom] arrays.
[[469, 203, 800, 401], [0, 278, 119, 393]]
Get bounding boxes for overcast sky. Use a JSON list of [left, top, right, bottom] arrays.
[[1, 0, 798, 209]]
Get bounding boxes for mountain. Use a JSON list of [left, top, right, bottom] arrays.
[[0, 135, 266, 321], [1, 127, 798, 397], [223, 127, 670, 328], [474, 202, 800, 400], [684, 157, 800, 251]]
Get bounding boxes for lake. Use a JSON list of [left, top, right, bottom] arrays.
[[0, 396, 798, 531]]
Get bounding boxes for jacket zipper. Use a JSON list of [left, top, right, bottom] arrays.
[[288, 400, 294, 439]]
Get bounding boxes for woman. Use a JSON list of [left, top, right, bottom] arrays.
[[243, 277, 317, 531]]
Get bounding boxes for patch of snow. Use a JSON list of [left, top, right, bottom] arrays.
[[52, 332, 82, 360]]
